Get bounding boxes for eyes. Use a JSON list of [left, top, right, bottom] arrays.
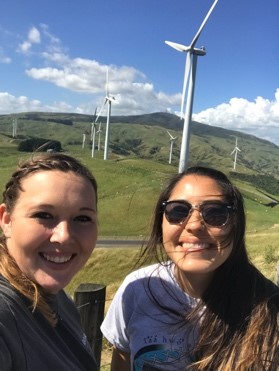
[[31, 211, 95, 224]]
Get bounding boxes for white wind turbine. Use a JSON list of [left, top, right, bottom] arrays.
[[165, 0, 219, 173], [82, 133, 86, 149], [12, 117, 18, 138], [91, 107, 98, 158], [167, 130, 177, 165], [97, 122, 102, 151], [95, 68, 116, 160], [231, 137, 241, 170]]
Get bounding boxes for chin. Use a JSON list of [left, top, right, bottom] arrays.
[[177, 261, 219, 274], [37, 278, 70, 294]]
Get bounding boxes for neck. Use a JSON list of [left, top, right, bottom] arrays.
[[175, 267, 214, 298]]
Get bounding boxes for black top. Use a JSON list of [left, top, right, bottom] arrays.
[[0, 276, 97, 371]]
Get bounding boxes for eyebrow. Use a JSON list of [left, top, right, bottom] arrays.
[[29, 204, 97, 213]]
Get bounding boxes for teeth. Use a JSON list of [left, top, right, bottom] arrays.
[[43, 254, 72, 263], [181, 243, 209, 249]]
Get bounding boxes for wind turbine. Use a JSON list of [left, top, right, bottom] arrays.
[[165, 0, 219, 173], [95, 68, 116, 160], [91, 107, 98, 158], [97, 122, 102, 151], [12, 117, 18, 138], [82, 133, 86, 149], [231, 137, 241, 170], [167, 130, 177, 165]]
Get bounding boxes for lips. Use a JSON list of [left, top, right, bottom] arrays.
[[41, 253, 74, 264]]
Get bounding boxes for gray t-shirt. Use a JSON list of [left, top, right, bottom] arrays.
[[101, 263, 199, 370], [0, 276, 97, 371]]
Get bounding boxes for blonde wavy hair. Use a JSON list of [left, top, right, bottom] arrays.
[[0, 153, 98, 326]]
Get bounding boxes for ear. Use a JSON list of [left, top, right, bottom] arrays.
[[0, 204, 12, 238]]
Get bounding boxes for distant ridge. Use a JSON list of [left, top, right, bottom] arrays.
[[0, 111, 278, 176]]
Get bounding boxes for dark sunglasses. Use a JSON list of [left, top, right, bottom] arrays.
[[162, 200, 234, 227]]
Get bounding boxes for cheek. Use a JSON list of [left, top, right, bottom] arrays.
[[162, 221, 182, 244], [10, 223, 50, 248], [211, 224, 233, 239], [81, 228, 98, 250]]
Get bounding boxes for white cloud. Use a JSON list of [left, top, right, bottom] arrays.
[[193, 90, 279, 144], [28, 27, 41, 44], [19, 41, 32, 53], [0, 47, 11, 63], [4, 24, 279, 145], [0, 92, 74, 114], [18, 26, 41, 53], [24, 50, 180, 115]]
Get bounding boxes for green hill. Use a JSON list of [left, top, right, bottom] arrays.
[[0, 111, 278, 176], [1, 111, 279, 288], [0, 111, 279, 238]]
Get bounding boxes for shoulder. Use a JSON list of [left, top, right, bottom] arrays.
[[252, 271, 279, 311], [266, 280, 279, 309], [0, 276, 26, 315], [123, 262, 174, 284], [56, 290, 81, 323], [114, 262, 193, 308]]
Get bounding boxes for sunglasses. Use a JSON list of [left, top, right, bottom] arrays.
[[162, 200, 234, 227]]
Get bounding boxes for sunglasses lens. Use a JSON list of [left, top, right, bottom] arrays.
[[164, 202, 191, 224], [163, 201, 231, 226], [202, 204, 229, 226]]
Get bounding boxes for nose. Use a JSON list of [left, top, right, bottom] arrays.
[[50, 221, 74, 244], [184, 209, 204, 231]]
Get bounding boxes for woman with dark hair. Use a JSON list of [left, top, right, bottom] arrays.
[[101, 166, 279, 370], [0, 153, 98, 370]]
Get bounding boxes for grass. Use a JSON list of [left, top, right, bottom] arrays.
[[68, 230, 279, 369], [1, 128, 279, 369]]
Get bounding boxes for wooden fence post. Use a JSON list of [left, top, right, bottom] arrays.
[[276, 260, 279, 286], [74, 283, 106, 369]]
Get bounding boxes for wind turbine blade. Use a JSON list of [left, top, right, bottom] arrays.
[[190, 0, 219, 48], [106, 67, 109, 96], [167, 130, 175, 140], [93, 107, 98, 122], [95, 99, 106, 123], [165, 40, 190, 52], [107, 96, 116, 102], [180, 52, 191, 119]]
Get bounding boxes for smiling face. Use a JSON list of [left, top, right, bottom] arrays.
[[162, 174, 233, 290], [0, 170, 97, 293]]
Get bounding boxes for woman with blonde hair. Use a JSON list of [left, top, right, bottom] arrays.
[[0, 153, 98, 370]]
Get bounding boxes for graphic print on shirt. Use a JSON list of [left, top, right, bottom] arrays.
[[133, 333, 194, 370]]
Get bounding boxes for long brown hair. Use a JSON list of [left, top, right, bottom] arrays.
[[0, 153, 98, 326], [140, 166, 279, 369]]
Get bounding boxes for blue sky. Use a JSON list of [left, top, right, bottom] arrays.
[[0, 0, 279, 144]]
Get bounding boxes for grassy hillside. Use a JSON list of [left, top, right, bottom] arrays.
[[0, 111, 279, 236], [1, 111, 279, 176], [1, 112, 279, 369]]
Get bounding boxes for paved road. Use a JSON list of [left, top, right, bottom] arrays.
[[96, 239, 146, 248]]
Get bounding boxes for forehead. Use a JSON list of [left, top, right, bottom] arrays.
[[170, 174, 225, 200], [18, 170, 96, 202]]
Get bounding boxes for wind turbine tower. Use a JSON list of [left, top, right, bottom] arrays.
[[12, 117, 18, 138], [97, 122, 102, 151], [231, 137, 241, 170], [82, 133, 86, 149], [91, 107, 97, 158], [167, 131, 177, 164], [165, 0, 219, 173], [95, 68, 116, 160]]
